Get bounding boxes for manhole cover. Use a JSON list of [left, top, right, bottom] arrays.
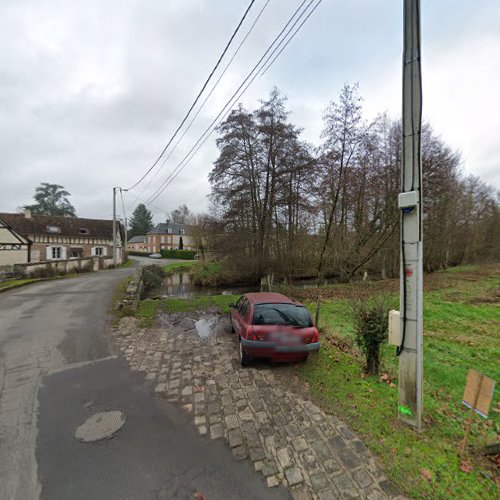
[[75, 410, 126, 442]]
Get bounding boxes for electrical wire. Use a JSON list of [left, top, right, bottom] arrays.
[[124, 0, 257, 192], [145, 0, 320, 206], [397, 0, 422, 357], [260, 0, 321, 76], [144, 0, 312, 205], [128, 0, 273, 209]]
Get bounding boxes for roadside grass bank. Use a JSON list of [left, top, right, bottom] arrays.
[[189, 262, 223, 286], [124, 263, 499, 498], [162, 260, 198, 274], [0, 278, 42, 291], [1, 258, 134, 294], [162, 259, 228, 287]]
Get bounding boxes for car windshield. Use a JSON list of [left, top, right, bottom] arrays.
[[252, 303, 313, 328]]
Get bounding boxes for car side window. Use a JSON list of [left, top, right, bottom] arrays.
[[239, 299, 249, 320], [235, 296, 244, 311]]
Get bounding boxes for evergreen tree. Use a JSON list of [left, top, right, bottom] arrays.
[[24, 183, 76, 217], [128, 204, 154, 238]]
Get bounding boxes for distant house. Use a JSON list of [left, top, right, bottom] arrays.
[[0, 210, 124, 265], [145, 220, 195, 254], [127, 235, 147, 253]]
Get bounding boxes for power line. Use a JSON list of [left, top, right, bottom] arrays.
[[145, 0, 321, 206], [144, 0, 313, 205], [124, 0, 257, 191], [259, 0, 322, 76], [128, 0, 272, 210]]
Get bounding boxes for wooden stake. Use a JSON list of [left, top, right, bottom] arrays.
[[315, 296, 321, 328]]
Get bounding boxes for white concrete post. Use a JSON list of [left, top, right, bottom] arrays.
[[398, 0, 423, 430]]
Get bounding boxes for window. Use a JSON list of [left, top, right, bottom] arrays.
[[94, 247, 104, 256], [46, 225, 60, 233], [51, 247, 62, 259], [69, 248, 83, 259], [239, 299, 250, 320], [161, 236, 165, 243], [166, 228, 172, 234], [235, 296, 244, 310], [79, 228, 89, 234], [252, 304, 313, 327], [179, 228, 185, 235]]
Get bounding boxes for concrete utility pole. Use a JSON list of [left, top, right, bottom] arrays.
[[398, 0, 423, 430], [112, 187, 117, 267]]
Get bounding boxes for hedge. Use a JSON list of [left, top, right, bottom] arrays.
[[160, 249, 197, 260], [127, 251, 149, 256]]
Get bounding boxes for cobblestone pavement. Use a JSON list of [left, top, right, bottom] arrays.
[[114, 311, 405, 500]]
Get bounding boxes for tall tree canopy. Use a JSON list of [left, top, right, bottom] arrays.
[[170, 204, 192, 224], [128, 204, 154, 238], [24, 182, 76, 217], [206, 86, 499, 281]]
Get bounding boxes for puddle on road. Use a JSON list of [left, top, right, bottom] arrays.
[[194, 316, 216, 339], [159, 311, 229, 343]]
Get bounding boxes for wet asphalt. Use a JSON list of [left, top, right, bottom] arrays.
[[0, 262, 290, 500]]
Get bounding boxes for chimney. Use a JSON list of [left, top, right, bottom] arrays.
[[166, 219, 171, 225], [24, 208, 32, 218]]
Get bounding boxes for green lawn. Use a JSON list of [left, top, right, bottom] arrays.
[[295, 265, 499, 498]]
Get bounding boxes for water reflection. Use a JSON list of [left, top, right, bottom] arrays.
[[160, 271, 257, 298]]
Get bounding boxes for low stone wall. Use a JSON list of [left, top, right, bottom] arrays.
[[118, 269, 143, 312], [12, 256, 114, 279]]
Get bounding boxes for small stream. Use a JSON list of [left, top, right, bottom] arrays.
[[156, 271, 257, 298]]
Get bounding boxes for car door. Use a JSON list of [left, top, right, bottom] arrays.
[[231, 296, 244, 334], [237, 299, 250, 338]]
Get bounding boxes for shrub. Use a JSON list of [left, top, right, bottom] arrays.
[[142, 265, 165, 291], [128, 251, 149, 256], [159, 249, 197, 260], [353, 299, 389, 375]]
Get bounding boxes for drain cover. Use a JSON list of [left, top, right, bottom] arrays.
[[75, 410, 126, 442]]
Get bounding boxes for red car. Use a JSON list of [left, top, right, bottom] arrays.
[[229, 292, 320, 366]]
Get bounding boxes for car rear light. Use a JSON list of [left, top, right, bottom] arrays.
[[311, 328, 320, 343], [246, 327, 257, 341]]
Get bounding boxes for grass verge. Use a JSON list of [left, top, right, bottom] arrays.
[[0, 278, 41, 291], [163, 260, 199, 274], [294, 264, 499, 498]]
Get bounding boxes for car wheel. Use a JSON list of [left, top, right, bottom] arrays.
[[239, 337, 251, 367]]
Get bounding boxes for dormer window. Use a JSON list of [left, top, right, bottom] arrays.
[[166, 228, 172, 234], [46, 225, 61, 233], [179, 228, 185, 235], [79, 228, 89, 234]]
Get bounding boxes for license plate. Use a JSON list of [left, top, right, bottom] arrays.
[[270, 332, 300, 344]]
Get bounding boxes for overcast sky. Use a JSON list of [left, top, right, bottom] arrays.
[[1, 0, 498, 223]]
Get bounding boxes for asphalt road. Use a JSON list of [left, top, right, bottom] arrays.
[[0, 264, 289, 500]]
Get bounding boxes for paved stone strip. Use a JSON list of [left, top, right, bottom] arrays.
[[114, 314, 404, 500]]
